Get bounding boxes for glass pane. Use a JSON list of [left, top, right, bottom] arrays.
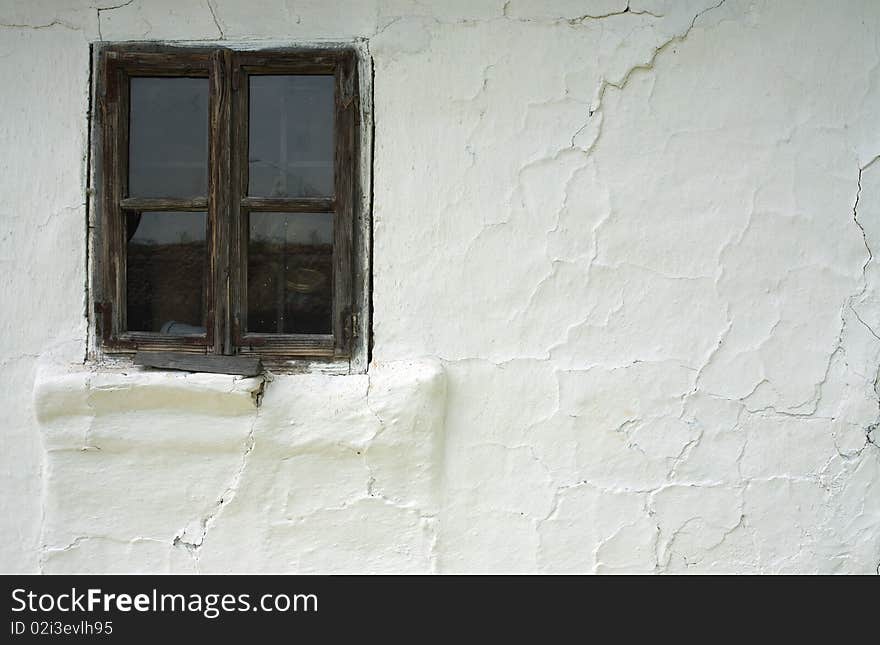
[[248, 75, 334, 197], [247, 212, 333, 334], [126, 211, 207, 334], [129, 77, 209, 198]]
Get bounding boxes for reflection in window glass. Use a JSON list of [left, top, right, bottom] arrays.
[[126, 211, 206, 333], [129, 77, 209, 198], [248, 75, 335, 197], [247, 212, 333, 334]]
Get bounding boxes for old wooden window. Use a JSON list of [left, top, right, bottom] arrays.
[[93, 45, 366, 374]]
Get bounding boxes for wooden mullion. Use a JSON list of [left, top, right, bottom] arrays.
[[209, 48, 233, 355], [122, 332, 208, 346], [102, 333, 210, 354], [114, 61, 130, 336], [120, 197, 208, 211], [333, 52, 356, 357], [122, 68, 210, 78], [241, 197, 334, 212], [236, 49, 342, 74], [110, 49, 212, 76], [99, 50, 121, 343], [231, 58, 248, 346], [238, 333, 335, 357], [241, 63, 337, 74]]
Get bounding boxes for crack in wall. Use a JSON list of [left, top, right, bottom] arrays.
[[95, 0, 135, 41], [501, 0, 663, 24], [842, 160, 880, 459], [0, 20, 79, 31], [569, 0, 728, 152], [172, 376, 266, 570], [40, 535, 173, 572], [205, 0, 224, 40], [850, 159, 879, 336]]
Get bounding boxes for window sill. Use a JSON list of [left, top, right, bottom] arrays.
[[91, 348, 359, 375], [33, 357, 442, 455], [34, 363, 264, 452]]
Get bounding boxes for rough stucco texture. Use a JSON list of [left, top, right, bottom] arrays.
[[1, 0, 880, 573]]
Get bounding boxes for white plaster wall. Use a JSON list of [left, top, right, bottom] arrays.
[[1, 0, 879, 573]]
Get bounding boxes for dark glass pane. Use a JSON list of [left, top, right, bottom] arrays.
[[126, 211, 206, 334], [247, 212, 333, 334], [248, 75, 334, 197], [129, 77, 209, 197]]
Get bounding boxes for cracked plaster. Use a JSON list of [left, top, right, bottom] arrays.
[[1, 0, 880, 573]]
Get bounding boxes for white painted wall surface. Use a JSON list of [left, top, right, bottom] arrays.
[[1, 0, 879, 573]]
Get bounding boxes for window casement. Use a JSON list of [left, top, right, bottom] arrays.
[[91, 44, 368, 374]]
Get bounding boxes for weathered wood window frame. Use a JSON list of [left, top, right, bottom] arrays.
[[91, 44, 368, 374]]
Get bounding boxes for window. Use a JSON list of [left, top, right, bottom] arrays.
[[92, 44, 368, 374]]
